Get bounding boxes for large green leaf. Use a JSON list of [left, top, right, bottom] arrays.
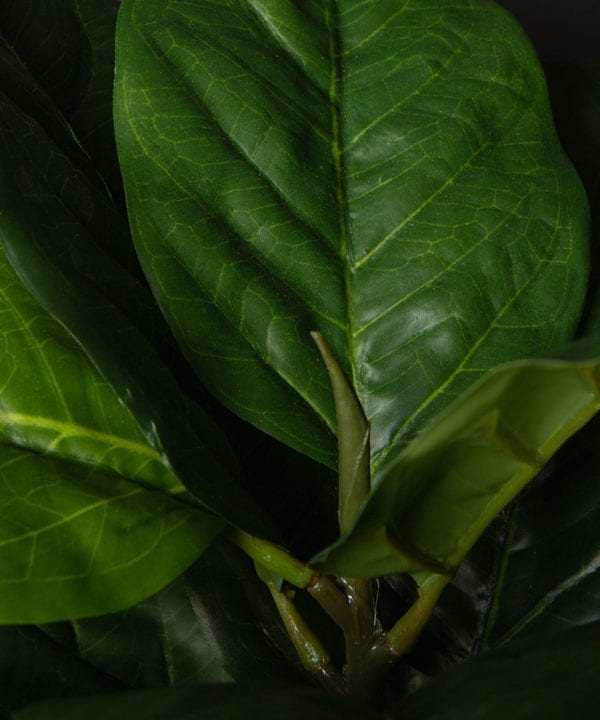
[[0, 72, 275, 623], [0, 447, 223, 625], [311, 350, 600, 578], [115, 0, 588, 475], [398, 622, 600, 720]]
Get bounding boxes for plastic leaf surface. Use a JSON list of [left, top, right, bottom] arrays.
[[115, 0, 589, 476]]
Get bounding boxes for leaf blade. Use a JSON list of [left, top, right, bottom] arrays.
[[115, 0, 589, 476]]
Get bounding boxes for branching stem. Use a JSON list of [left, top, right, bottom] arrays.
[[263, 574, 346, 695]]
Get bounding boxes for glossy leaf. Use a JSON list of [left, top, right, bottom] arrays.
[[13, 687, 379, 720], [0, 64, 279, 621], [311, 352, 600, 578], [0, 94, 273, 537], [0, 445, 224, 624], [481, 413, 600, 650], [398, 622, 600, 720], [59, 542, 303, 690], [115, 0, 588, 476], [184, 541, 321, 688], [59, 576, 233, 688]]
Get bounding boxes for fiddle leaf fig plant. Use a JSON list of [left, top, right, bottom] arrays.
[[1, 0, 599, 718]]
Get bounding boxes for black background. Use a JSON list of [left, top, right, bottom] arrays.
[[496, 1, 600, 60]]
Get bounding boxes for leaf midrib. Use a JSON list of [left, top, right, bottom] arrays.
[[325, 0, 359, 407], [0, 409, 186, 494]]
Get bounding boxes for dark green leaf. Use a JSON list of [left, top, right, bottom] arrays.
[[25, 540, 305, 698], [311, 352, 600, 578], [398, 622, 600, 720], [184, 541, 308, 688], [13, 687, 379, 720], [66, 0, 126, 204], [0, 625, 121, 719], [62, 574, 235, 688], [115, 0, 588, 476], [0, 100, 274, 537], [481, 413, 600, 650]]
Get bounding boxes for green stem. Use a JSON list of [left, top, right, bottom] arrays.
[[264, 577, 346, 695], [227, 528, 313, 588], [307, 574, 353, 633], [386, 573, 451, 657], [339, 576, 379, 701], [311, 331, 378, 699]]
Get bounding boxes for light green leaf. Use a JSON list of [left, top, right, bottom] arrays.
[[115, 0, 588, 476], [0, 446, 223, 625], [311, 350, 600, 578]]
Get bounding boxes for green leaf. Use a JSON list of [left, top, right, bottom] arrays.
[[13, 687, 380, 720], [0, 96, 274, 537], [0, 446, 224, 624], [0, 625, 121, 718], [0, 77, 276, 623], [59, 573, 235, 688], [311, 351, 600, 578], [481, 413, 600, 649], [115, 0, 588, 475], [398, 622, 600, 720], [56, 542, 305, 690], [66, 0, 126, 205]]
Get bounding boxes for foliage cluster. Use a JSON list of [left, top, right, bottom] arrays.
[[0, 1, 599, 717]]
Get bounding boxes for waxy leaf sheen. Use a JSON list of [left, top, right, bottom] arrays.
[[115, 0, 589, 478], [0, 59, 273, 622]]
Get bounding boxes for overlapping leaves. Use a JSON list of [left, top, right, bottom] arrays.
[[0, 3, 274, 622], [1, 0, 599, 718]]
